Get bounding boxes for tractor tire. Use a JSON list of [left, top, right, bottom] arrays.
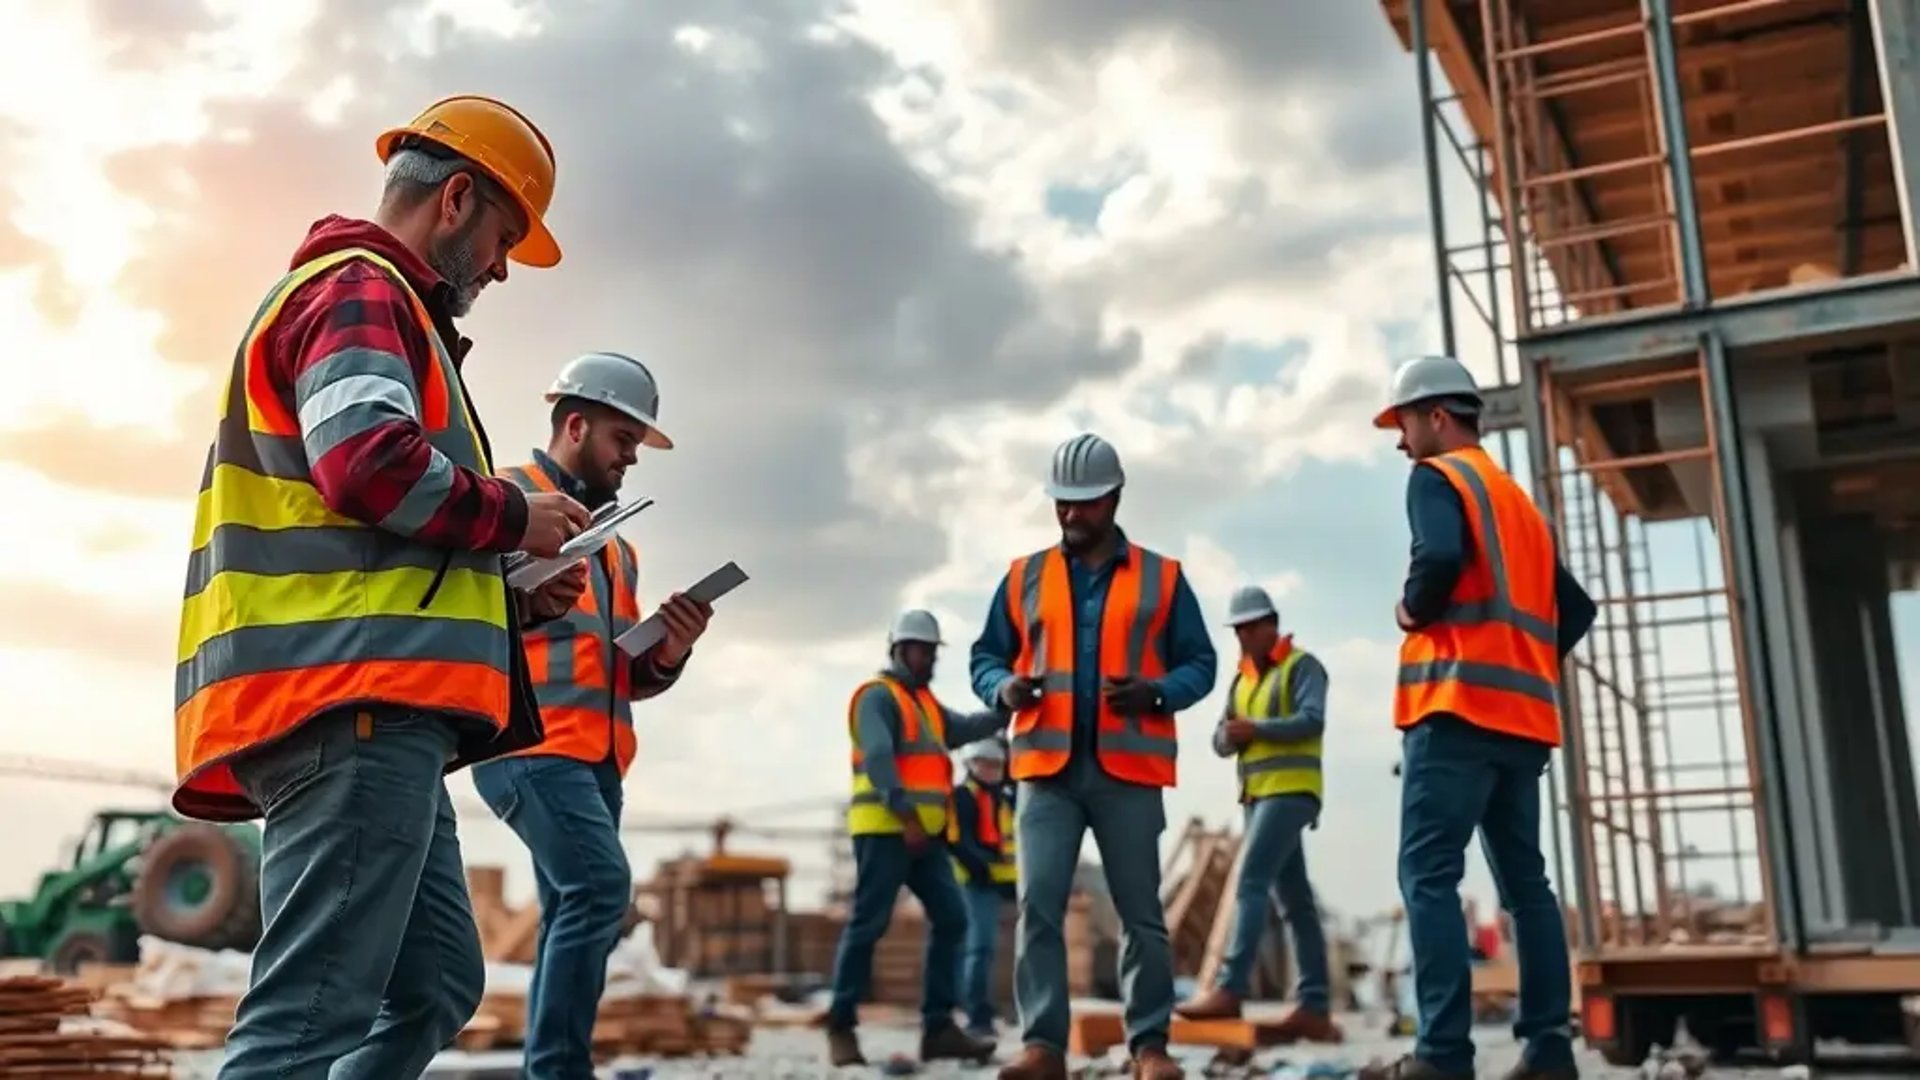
[[132, 824, 262, 951], [49, 929, 119, 975]]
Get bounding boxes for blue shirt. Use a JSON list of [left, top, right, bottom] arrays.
[[969, 531, 1218, 760], [1401, 461, 1596, 658]]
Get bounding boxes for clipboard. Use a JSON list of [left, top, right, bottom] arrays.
[[503, 497, 654, 590], [615, 561, 750, 656]]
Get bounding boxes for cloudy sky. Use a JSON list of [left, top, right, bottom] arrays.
[[8, 0, 1910, 938]]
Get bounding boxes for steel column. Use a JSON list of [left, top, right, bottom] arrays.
[[1868, 0, 1920, 266], [1644, 0, 1710, 306], [1700, 330, 1806, 951], [1411, 0, 1458, 357]]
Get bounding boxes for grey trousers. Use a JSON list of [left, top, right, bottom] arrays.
[[1014, 755, 1172, 1054]]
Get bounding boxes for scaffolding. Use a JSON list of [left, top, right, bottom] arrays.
[[1391, 0, 1917, 959]]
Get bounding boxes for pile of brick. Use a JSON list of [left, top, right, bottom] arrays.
[[0, 974, 173, 1077]]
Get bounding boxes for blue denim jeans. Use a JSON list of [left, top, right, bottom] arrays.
[[1015, 755, 1171, 1055], [957, 885, 1004, 1030], [827, 834, 969, 1032], [1399, 715, 1574, 1075], [470, 755, 630, 1080], [1216, 793, 1330, 1009], [217, 706, 484, 1080]]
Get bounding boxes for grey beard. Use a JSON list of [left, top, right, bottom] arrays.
[[428, 233, 482, 317]]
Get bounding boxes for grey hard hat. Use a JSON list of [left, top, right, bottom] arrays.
[[1373, 354, 1482, 429], [887, 608, 943, 646], [546, 351, 674, 449], [1223, 585, 1278, 627], [1045, 432, 1124, 501]]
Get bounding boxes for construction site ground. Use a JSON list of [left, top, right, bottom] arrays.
[[158, 1011, 1913, 1078]]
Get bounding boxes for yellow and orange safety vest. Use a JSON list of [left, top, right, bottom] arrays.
[[174, 248, 512, 821]]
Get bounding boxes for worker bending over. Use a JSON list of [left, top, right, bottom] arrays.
[[475, 351, 714, 1080], [1359, 355, 1595, 1080], [1175, 586, 1341, 1044], [175, 96, 593, 1079], [827, 610, 1005, 1067], [948, 736, 1017, 1040], [971, 433, 1218, 1080]]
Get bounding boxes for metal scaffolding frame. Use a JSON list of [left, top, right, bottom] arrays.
[[1404, 0, 1920, 956]]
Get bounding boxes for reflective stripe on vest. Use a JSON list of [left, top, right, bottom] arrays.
[[1232, 645, 1322, 801], [174, 247, 511, 822], [1004, 544, 1180, 787], [1394, 446, 1563, 745], [948, 780, 1018, 886], [500, 460, 645, 776], [847, 677, 952, 836]]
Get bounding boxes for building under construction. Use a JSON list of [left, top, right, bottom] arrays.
[[1378, 0, 1920, 1065]]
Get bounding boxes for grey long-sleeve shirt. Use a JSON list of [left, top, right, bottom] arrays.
[[1211, 650, 1329, 757], [855, 662, 1007, 816]]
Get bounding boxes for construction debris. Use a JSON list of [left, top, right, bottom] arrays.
[[0, 974, 172, 1077]]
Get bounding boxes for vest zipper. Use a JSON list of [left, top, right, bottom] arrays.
[[419, 551, 453, 609]]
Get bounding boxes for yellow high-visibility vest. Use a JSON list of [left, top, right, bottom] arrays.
[[1231, 649, 1321, 801]]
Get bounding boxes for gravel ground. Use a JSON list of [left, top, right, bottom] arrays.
[[168, 1011, 1914, 1078]]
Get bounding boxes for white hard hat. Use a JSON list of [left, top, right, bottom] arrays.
[[1045, 432, 1124, 501], [1373, 354, 1482, 429], [961, 738, 1007, 764], [1224, 585, 1278, 627], [547, 351, 674, 449], [887, 608, 943, 646]]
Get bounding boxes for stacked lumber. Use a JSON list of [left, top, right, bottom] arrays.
[[468, 865, 544, 965], [0, 974, 173, 1077], [91, 942, 247, 1050], [641, 851, 791, 977], [456, 990, 754, 1058]]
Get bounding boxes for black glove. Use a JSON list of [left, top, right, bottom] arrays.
[[1101, 676, 1160, 716]]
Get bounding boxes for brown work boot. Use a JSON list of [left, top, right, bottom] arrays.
[[1266, 1004, 1345, 1044], [1173, 985, 1242, 1020], [997, 1043, 1068, 1080], [825, 1026, 865, 1067], [1357, 1055, 1473, 1080], [922, 1021, 996, 1062], [1132, 1044, 1185, 1079]]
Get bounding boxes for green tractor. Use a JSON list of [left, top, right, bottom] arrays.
[[0, 809, 263, 974]]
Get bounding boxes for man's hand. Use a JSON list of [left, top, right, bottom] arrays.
[[524, 563, 588, 623], [997, 675, 1042, 710], [521, 491, 592, 558], [1102, 676, 1160, 716], [1222, 717, 1256, 749], [900, 816, 931, 853], [652, 592, 714, 667], [1395, 601, 1418, 633]]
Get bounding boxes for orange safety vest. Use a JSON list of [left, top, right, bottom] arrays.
[[846, 675, 953, 836], [1394, 446, 1563, 745], [499, 460, 646, 776], [1004, 544, 1181, 786], [947, 779, 1018, 885], [174, 247, 512, 821]]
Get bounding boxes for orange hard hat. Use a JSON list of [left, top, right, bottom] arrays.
[[376, 94, 561, 268]]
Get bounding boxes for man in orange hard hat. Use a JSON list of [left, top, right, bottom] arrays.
[[1359, 355, 1594, 1080], [176, 94, 592, 1079]]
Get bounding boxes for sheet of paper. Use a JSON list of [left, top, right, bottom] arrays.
[[615, 561, 750, 657], [502, 497, 654, 590]]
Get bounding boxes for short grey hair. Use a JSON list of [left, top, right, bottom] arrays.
[[381, 144, 515, 218]]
